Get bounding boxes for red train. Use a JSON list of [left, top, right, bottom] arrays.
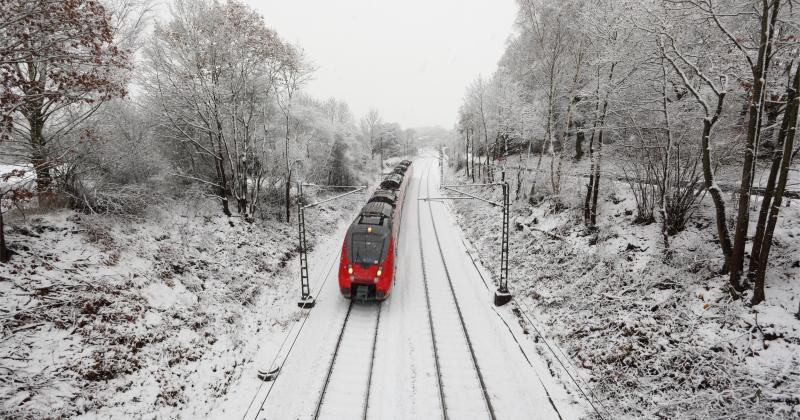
[[338, 160, 413, 301]]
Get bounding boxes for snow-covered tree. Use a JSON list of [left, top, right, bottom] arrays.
[[0, 0, 129, 191]]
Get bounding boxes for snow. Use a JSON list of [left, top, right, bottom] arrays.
[[0, 193, 365, 418], [446, 150, 800, 419], [0, 164, 34, 195]]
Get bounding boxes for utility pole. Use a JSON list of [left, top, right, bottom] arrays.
[[497, 173, 511, 305], [430, 169, 512, 306], [296, 182, 367, 308]]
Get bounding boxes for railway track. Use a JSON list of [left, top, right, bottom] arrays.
[[254, 157, 542, 419], [246, 246, 345, 420], [417, 163, 497, 420], [312, 301, 382, 420]]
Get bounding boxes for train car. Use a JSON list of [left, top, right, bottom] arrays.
[[338, 162, 412, 300]]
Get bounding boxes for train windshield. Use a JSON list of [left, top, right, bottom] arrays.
[[349, 232, 388, 265]]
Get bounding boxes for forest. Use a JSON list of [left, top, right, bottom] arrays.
[[447, 0, 800, 417], [454, 0, 800, 305]]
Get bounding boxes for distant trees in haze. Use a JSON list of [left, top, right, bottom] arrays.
[[358, 108, 415, 168]]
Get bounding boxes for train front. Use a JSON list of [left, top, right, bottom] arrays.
[[338, 203, 395, 301]]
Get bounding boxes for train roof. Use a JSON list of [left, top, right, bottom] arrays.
[[368, 189, 397, 207], [380, 173, 404, 190], [359, 202, 393, 219]]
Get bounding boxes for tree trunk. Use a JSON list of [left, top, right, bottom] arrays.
[[29, 108, 51, 192], [285, 170, 292, 223], [516, 154, 523, 201], [590, 129, 603, 226], [588, 82, 612, 226], [584, 127, 597, 224], [730, 0, 776, 290], [0, 207, 8, 263], [530, 137, 547, 201], [701, 95, 732, 272], [583, 65, 613, 226], [575, 128, 585, 161], [751, 64, 800, 305], [215, 138, 232, 218], [584, 65, 604, 224], [752, 100, 798, 304], [554, 51, 584, 210], [217, 156, 232, 217], [483, 136, 489, 184], [749, 66, 798, 284], [470, 130, 476, 183], [465, 132, 470, 178], [659, 60, 673, 251]]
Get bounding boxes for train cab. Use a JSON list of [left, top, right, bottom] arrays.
[[338, 202, 397, 301]]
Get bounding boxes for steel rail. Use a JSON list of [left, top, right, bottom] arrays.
[[362, 306, 383, 420], [416, 165, 449, 420], [312, 301, 382, 420], [424, 161, 498, 420], [312, 301, 355, 420]]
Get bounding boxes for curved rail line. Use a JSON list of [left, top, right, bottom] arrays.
[[419, 161, 497, 420]]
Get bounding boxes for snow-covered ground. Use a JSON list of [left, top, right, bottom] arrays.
[[446, 152, 800, 419], [0, 193, 364, 418]]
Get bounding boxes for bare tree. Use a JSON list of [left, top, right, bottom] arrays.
[[749, 63, 800, 304], [657, 29, 734, 270], [276, 48, 313, 222], [724, 0, 782, 291], [361, 108, 382, 160], [144, 0, 294, 219]]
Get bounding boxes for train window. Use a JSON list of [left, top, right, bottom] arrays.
[[359, 215, 384, 225], [349, 232, 388, 265]]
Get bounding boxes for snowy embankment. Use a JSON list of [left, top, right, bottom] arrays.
[[0, 194, 361, 418], [446, 159, 799, 419]]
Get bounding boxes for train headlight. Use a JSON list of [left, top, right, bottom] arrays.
[[376, 266, 383, 277], [347, 264, 353, 274]]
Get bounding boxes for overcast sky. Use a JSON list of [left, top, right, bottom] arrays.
[[244, 0, 517, 130]]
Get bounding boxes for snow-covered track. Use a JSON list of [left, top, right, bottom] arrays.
[[418, 164, 497, 420], [313, 301, 382, 419]]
